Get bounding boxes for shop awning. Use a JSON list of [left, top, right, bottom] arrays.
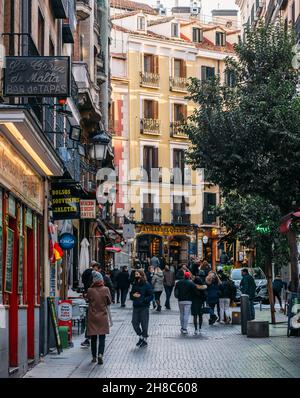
[[105, 246, 122, 253], [280, 210, 300, 234]]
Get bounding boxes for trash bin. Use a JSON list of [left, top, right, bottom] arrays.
[[58, 326, 69, 349]]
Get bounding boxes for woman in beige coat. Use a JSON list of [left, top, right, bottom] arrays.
[[87, 271, 112, 364]]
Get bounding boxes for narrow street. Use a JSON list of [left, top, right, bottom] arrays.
[[24, 297, 300, 379]]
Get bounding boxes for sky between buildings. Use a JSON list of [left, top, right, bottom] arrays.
[[147, 0, 239, 21]]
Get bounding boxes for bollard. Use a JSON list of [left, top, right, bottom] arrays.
[[241, 294, 251, 335]]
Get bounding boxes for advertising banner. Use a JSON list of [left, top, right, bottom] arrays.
[[51, 181, 81, 220]]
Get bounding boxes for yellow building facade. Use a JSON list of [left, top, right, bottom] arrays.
[[110, 2, 240, 269]]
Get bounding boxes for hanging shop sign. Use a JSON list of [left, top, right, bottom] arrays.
[[51, 181, 81, 220], [59, 233, 76, 250], [202, 235, 209, 245], [4, 228, 14, 293], [123, 224, 135, 240], [80, 199, 96, 219], [4, 56, 71, 97]]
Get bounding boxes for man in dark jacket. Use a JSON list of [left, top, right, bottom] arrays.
[[110, 266, 121, 304], [240, 268, 257, 320], [130, 269, 153, 348], [116, 266, 130, 307], [174, 272, 195, 334], [272, 275, 287, 312]]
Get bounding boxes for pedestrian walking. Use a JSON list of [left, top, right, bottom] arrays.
[[240, 268, 256, 320], [151, 267, 164, 312], [86, 271, 112, 365], [205, 271, 221, 325], [163, 265, 175, 310], [150, 255, 160, 268], [130, 269, 153, 348], [110, 266, 121, 304], [191, 276, 207, 335], [174, 271, 195, 334], [116, 266, 131, 307], [146, 265, 156, 309], [219, 274, 236, 324], [80, 261, 102, 347], [272, 275, 287, 312]]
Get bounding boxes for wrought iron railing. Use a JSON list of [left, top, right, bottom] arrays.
[[169, 76, 188, 92], [142, 208, 161, 223], [140, 72, 160, 87], [172, 211, 191, 225], [140, 118, 160, 134], [170, 121, 188, 138]]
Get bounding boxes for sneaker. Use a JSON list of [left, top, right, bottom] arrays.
[[139, 340, 148, 348], [182, 329, 188, 335], [209, 315, 218, 325], [194, 329, 198, 335], [136, 337, 144, 347], [91, 357, 97, 363], [98, 354, 103, 365], [81, 339, 90, 347]]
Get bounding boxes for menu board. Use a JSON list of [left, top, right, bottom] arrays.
[[5, 228, 14, 293], [18, 235, 24, 295], [48, 297, 62, 354]]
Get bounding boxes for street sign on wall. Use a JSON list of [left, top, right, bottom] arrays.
[[4, 56, 71, 97]]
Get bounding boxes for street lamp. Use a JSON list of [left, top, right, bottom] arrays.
[[69, 125, 82, 142], [129, 207, 136, 222], [89, 131, 110, 161]]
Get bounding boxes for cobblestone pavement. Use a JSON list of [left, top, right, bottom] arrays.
[[24, 296, 300, 379]]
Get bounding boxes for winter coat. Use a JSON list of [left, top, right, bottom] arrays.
[[116, 271, 130, 290], [111, 269, 121, 288], [272, 278, 287, 293], [219, 280, 237, 300], [146, 271, 155, 284], [240, 274, 256, 300], [152, 271, 164, 292], [102, 273, 114, 298], [206, 280, 220, 305], [87, 283, 112, 336], [130, 280, 153, 308], [163, 269, 175, 287], [191, 283, 207, 316], [81, 268, 93, 293], [174, 279, 195, 302]]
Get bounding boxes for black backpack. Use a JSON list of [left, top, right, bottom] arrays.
[[228, 280, 237, 300]]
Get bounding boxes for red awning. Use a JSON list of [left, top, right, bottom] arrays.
[[105, 246, 122, 253]]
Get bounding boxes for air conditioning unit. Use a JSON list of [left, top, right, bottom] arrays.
[[191, 7, 199, 14]]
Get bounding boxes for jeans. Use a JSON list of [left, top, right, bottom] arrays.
[[91, 335, 106, 357], [193, 314, 203, 330], [219, 298, 231, 322], [120, 288, 128, 306], [164, 285, 174, 309], [178, 301, 192, 330], [132, 307, 150, 338], [273, 291, 282, 308], [114, 287, 120, 303], [154, 291, 162, 308]]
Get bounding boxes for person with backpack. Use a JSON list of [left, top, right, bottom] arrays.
[[219, 274, 236, 324], [205, 271, 221, 325], [191, 276, 207, 334]]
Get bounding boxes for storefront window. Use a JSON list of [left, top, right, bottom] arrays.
[[0, 189, 2, 299], [8, 195, 16, 218], [26, 209, 33, 228]]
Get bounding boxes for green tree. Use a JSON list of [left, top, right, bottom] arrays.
[[186, 22, 300, 294]]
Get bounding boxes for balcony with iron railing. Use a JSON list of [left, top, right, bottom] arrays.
[[63, 0, 77, 43], [169, 76, 188, 92], [142, 208, 161, 224], [76, 0, 92, 20], [140, 72, 160, 88], [140, 118, 160, 135], [172, 211, 191, 225], [170, 121, 188, 138]]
